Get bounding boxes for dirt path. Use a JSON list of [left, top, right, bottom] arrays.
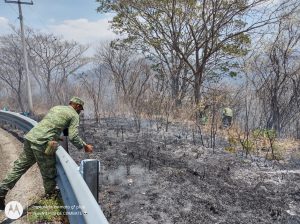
[[0, 128, 44, 224]]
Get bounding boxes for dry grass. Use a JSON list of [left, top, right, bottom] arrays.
[[275, 138, 300, 152]]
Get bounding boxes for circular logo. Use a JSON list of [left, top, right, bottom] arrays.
[[5, 201, 23, 219]]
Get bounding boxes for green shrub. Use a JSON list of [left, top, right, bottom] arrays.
[[27, 196, 67, 223], [265, 129, 276, 141], [225, 146, 236, 153], [266, 143, 283, 161], [241, 139, 254, 152], [252, 129, 263, 139], [228, 136, 238, 146]]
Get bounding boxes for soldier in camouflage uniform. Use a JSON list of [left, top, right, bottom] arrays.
[[222, 107, 233, 128], [0, 97, 93, 210]]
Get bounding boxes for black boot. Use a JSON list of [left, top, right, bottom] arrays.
[[0, 197, 5, 210]]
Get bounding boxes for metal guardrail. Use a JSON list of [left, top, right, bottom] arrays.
[[0, 110, 109, 224], [0, 110, 38, 130]]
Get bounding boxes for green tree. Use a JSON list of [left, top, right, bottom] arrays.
[[97, 0, 290, 104]]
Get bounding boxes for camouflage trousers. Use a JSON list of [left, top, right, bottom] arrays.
[[0, 139, 56, 197]]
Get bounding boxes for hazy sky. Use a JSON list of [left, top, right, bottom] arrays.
[[0, 0, 115, 46]]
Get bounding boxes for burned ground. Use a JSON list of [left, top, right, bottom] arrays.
[[68, 118, 300, 224]]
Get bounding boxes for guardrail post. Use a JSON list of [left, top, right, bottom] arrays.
[[80, 159, 100, 202], [61, 128, 69, 153]]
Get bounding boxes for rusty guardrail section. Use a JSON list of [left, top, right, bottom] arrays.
[[0, 110, 109, 224]]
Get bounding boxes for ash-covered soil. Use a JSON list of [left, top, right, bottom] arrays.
[[69, 118, 300, 224]]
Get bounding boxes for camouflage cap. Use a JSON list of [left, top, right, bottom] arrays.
[[70, 97, 84, 109]]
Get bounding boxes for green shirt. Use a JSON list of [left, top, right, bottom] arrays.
[[25, 105, 86, 149]]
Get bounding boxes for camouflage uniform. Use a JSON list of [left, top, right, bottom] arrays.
[[0, 101, 86, 198], [222, 107, 233, 127]]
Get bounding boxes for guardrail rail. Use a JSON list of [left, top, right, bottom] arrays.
[[0, 110, 109, 224]]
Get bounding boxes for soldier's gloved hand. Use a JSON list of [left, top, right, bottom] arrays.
[[84, 144, 93, 153]]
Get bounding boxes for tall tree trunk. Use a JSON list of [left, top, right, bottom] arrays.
[[17, 94, 25, 112], [171, 74, 181, 107], [270, 94, 281, 135], [194, 73, 201, 105]]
